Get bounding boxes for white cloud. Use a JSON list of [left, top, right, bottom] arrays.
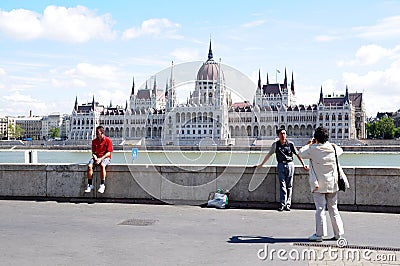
[[342, 60, 400, 116], [1, 91, 47, 115], [0, 9, 42, 40], [122, 18, 180, 40], [355, 15, 400, 40], [338, 44, 393, 66], [0, 68, 5, 75], [0, 5, 116, 42], [321, 79, 339, 91], [241, 20, 266, 28], [73, 63, 119, 81]]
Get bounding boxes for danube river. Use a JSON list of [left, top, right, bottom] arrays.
[[0, 150, 399, 167]]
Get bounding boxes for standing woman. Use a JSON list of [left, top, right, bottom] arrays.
[[298, 126, 349, 242]]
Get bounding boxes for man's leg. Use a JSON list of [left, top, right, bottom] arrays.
[[98, 158, 110, 194], [85, 160, 94, 192], [285, 162, 294, 208], [277, 163, 287, 210]]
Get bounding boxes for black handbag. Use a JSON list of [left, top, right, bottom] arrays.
[[332, 144, 346, 192]]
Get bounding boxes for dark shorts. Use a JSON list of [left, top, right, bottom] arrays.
[[88, 157, 111, 167]]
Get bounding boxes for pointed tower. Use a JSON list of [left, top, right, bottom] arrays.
[[164, 79, 169, 97], [255, 69, 262, 107], [131, 76, 135, 96], [318, 86, 324, 105], [257, 69, 262, 93], [152, 75, 157, 96], [74, 96, 78, 111], [166, 61, 177, 110], [344, 85, 350, 104], [290, 72, 295, 95], [284, 67, 288, 89], [208, 38, 213, 61]]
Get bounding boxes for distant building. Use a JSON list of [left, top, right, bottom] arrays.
[[69, 41, 366, 146], [41, 113, 63, 140], [15, 115, 43, 140], [0, 115, 7, 139], [69, 96, 125, 141]]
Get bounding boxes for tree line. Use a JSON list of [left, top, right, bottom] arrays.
[[366, 116, 400, 139]]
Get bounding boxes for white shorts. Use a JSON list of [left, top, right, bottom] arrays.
[[88, 157, 111, 166]]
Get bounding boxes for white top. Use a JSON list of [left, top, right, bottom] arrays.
[[299, 142, 344, 193]]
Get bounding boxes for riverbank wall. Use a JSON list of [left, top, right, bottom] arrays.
[[0, 164, 398, 213]]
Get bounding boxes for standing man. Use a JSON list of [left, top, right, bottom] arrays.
[[257, 128, 308, 211], [85, 125, 113, 194]]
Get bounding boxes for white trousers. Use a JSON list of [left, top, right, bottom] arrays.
[[312, 192, 344, 237]]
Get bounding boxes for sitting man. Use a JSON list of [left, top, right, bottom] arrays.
[[85, 126, 113, 193]]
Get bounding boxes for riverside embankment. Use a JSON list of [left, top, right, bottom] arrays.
[[0, 164, 398, 213]]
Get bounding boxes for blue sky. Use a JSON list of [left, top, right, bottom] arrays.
[[1, 1, 400, 118]]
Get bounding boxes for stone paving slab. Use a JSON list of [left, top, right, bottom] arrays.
[[0, 200, 398, 265]]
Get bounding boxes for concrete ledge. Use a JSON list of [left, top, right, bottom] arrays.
[[0, 164, 398, 213]]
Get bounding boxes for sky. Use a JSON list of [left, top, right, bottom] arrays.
[[1, 1, 400, 118]]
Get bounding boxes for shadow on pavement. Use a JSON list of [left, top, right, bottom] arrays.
[[228, 236, 309, 244]]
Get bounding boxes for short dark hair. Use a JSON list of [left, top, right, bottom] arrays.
[[276, 127, 286, 135], [313, 126, 329, 143], [96, 126, 105, 134]]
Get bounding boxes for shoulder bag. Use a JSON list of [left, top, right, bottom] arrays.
[[332, 144, 346, 192]]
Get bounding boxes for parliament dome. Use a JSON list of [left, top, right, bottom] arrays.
[[196, 41, 222, 82]]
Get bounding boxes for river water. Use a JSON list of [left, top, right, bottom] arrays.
[[0, 150, 399, 167]]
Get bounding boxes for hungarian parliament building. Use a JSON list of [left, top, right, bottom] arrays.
[[69, 42, 366, 146]]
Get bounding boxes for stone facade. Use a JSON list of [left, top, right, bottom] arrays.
[[69, 41, 366, 146]]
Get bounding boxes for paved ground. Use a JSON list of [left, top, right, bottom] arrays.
[[0, 200, 399, 266]]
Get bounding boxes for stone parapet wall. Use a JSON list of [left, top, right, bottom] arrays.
[[0, 164, 398, 212]]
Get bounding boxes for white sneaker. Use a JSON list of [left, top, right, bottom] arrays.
[[308, 234, 323, 242], [85, 185, 94, 193], [98, 184, 106, 194]]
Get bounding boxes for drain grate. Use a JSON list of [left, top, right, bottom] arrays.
[[118, 218, 158, 226], [293, 242, 400, 252]]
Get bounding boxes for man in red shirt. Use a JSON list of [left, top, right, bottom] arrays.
[[85, 126, 113, 193]]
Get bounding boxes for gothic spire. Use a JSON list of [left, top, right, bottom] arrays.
[[131, 76, 135, 95], [318, 86, 324, 105], [165, 79, 169, 97], [284, 67, 288, 88], [208, 38, 213, 60], [74, 96, 78, 111], [153, 75, 157, 95], [345, 85, 350, 103], [258, 69, 262, 91], [291, 71, 295, 94]]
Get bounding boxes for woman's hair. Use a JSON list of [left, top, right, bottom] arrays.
[[313, 126, 329, 143]]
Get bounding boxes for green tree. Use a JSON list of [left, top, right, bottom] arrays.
[[377, 116, 395, 139], [394, 127, 400, 138], [49, 127, 61, 139], [366, 121, 379, 138], [7, 124, 25, 139]]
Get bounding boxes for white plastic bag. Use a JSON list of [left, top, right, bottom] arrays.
[[207, 192, 228, 209]]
